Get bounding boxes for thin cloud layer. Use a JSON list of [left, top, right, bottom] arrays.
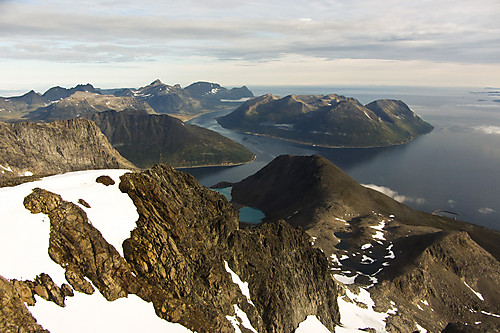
[[1, 0, 499, 88], [1, 0, 499, 64]]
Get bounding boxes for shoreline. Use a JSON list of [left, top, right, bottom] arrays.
[[174, 154, 257, 170], [232, 129, 422, 149]]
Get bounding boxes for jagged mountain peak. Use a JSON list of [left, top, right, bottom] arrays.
[[149, 79, 164, 86]]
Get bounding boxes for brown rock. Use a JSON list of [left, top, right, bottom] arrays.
[[96, 175, 115, 186], [0, 275, 49, 332], [24, 188, 138, 301], [78, 198, 91, 208]]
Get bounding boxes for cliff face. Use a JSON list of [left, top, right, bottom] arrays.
[[2, 165, 340, 333], [0, 119, 135, 182], [231, 154, 500, 332], [217, 94, 433, 147], [89, 110, 255, 168], [119, 165, 340, 332]]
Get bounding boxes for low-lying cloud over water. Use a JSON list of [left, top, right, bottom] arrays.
[[362, 184, 425, 205], [478, 207, 496, 214], [475, 125, 500, 135]]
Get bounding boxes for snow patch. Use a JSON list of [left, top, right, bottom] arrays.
[[361, 243, 372, 250], [335, 287, 395, 332], [464, 281, 484, 301], [333, 274, 358, 285], [360, 255, 375, 264], [226, 304, 258, 333], [0, 169, 138, 284], [384, 244, 395, 259], [415, 323, 427, 333], [224, 261, 254, 306], [0, 164, 13, 172], [31, 293, 192, 333], [480, 311, 500, 318], [295, 315, 331, 332]]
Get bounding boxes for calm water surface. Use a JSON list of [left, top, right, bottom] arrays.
[[185, 86, 500, 231]]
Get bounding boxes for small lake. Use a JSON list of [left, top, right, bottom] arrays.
[[213, 187, 265, 224], [187, 86, 500, 231]]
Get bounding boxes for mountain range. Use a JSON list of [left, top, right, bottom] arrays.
[[0, 80, 256, 171], [0, 80, 253, 122], [217, 94, 433, 147]]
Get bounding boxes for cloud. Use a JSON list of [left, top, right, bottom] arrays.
[[475, 125, 500, 135], [362, 184, 425, 205], [478, 207, 495, 214], [1, 0, 499, 65]]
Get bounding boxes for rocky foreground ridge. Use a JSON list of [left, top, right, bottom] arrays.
[[231, 155, 500, 332], [217, 94, 433, 147], [1, 165, 340, 333], [0, 118, 135, 184]]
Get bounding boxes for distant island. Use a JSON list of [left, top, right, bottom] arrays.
[[217, 94, 434, 148]]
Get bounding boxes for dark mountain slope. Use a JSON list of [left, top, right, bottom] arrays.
[[0, 118, 135, 183], [230, 154, 500, 331], [218, 94, 433, 147], [89, 110, 255, 168], [231, 154, 500, 260]]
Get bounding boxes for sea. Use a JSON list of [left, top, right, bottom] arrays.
[[184, 85, 500, 231]]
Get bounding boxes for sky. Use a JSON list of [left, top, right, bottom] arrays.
[[1, 0, 500, 93]]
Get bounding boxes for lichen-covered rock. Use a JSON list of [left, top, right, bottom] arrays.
[[23, 187, 139, 301], [118, 164, 340, 333], [0, 275, 48, 332]]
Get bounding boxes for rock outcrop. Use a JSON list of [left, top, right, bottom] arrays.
[[119, 165, 340, 332], [0, 118, 135, 182], [5, 164, 340, 333], [0, 276, 49, 333]]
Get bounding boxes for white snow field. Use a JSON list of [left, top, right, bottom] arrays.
[[0, 169, 192, 333]]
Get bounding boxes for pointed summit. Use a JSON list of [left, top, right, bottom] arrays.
[[150, 79, 164, 86]]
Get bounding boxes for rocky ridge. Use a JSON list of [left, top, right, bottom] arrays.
[[25, 91, 155, 121], [0, 118, 135, 183], [1, 165, 341, 333]]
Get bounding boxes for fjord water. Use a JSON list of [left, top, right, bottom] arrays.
[[186, 86, 500, 231]]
